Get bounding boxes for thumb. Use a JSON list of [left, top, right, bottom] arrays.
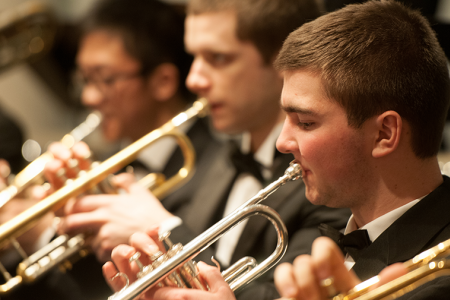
[[197, 262, 227, 291]]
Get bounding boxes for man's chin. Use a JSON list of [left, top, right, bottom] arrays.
[[211, 121, 241, 136], [102, 121, 123, 142], [305, 190, 326, 206], [102, 128, 121, 143]]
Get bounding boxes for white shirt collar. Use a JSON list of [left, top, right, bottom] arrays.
[[344, 196, 425, 242], [239, 122, 283, 179], [240, 123, 283, 165]]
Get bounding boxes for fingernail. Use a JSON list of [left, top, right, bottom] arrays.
[[81, 150, 92, 161], [144, 244, 160, 255], [56, 168, 66, 178], [316, 267, 331, 280], [67, 158, 79, 169]]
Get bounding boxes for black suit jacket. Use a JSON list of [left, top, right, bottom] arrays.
[[169, 141, 351, 300], [352, 175, 450, 299]]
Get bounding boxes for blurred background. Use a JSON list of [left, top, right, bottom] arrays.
[[0, 0, 449, 171], [0, 0, 188, 170]]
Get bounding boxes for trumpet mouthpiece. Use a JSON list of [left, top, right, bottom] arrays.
[[285, 161, 302, 181]]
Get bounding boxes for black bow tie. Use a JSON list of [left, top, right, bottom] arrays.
[[228, 141, 264, 183], [319, 223, 372, 261]]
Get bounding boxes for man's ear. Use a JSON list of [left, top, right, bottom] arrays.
[[372, 111, 402, 158], [147, 63, 179, 102]]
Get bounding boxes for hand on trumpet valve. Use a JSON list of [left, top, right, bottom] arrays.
[[44, 141, 92, 191], [43, 140, 176, 262], [103, 228, 237, 300], [273, 237, 408, 300]]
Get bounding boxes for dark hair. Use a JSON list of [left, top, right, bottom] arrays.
[[275, 0, 450, 158], [187, 0, 323, 64], [82, 0, 193, 101]]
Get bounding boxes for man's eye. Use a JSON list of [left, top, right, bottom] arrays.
[[207, 53, 232, 66], [101, 77, 115, 85], [298, 122, 313, 129], [212, 54, 226, 63]]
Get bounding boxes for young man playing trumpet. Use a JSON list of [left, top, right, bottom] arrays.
[[45, 0, 350, 299], [105, 0, 450, 299]]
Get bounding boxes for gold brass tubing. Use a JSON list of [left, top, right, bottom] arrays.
[[0, 112, 101, 209], [334, 239, 450, 300], [0, 98, 208, 248]]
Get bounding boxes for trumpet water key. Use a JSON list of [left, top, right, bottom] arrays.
[[108, 161, 302, 300], [0, 98, 208, 294]]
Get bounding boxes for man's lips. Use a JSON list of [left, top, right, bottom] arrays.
[[209, 102, 224, 112], [293, 160, 309, 178]]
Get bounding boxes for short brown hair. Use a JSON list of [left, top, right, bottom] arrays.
[[275, 0, 450, 158], [187, 0, 323, 64]]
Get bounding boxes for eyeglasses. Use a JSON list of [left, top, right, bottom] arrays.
[[74, 69, 143, 95]]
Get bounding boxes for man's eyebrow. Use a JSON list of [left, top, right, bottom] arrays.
[[280, 104, 316, 116]]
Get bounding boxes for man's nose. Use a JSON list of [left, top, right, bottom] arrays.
[[186, 57, 210, 95], [276, 119, 297, 154], [81, 84, 104, 108]]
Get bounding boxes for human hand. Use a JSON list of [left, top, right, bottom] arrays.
[[57, 173, 174, 262], [44, 141, 92, 191], [274, 237, 408, 300], [103, 229, 236, 300]]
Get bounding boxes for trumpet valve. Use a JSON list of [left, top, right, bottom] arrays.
[[159, 232, 174, 249], [180, 260, 208, 290], [128, 252, 152, 279]]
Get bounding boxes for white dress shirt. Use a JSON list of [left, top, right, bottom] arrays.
[[215, 123, 283, 266]]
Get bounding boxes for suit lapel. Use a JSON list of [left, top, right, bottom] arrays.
[[184, 146, 236, 234], [352, 176, 450, 281], [231, 154, 299, 262]]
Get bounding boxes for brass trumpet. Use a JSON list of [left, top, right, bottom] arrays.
[[334, 239, 450, 300], [107, 161, 303, 300], [0, 98, 208, 294], [0, 112, 102, 209]]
